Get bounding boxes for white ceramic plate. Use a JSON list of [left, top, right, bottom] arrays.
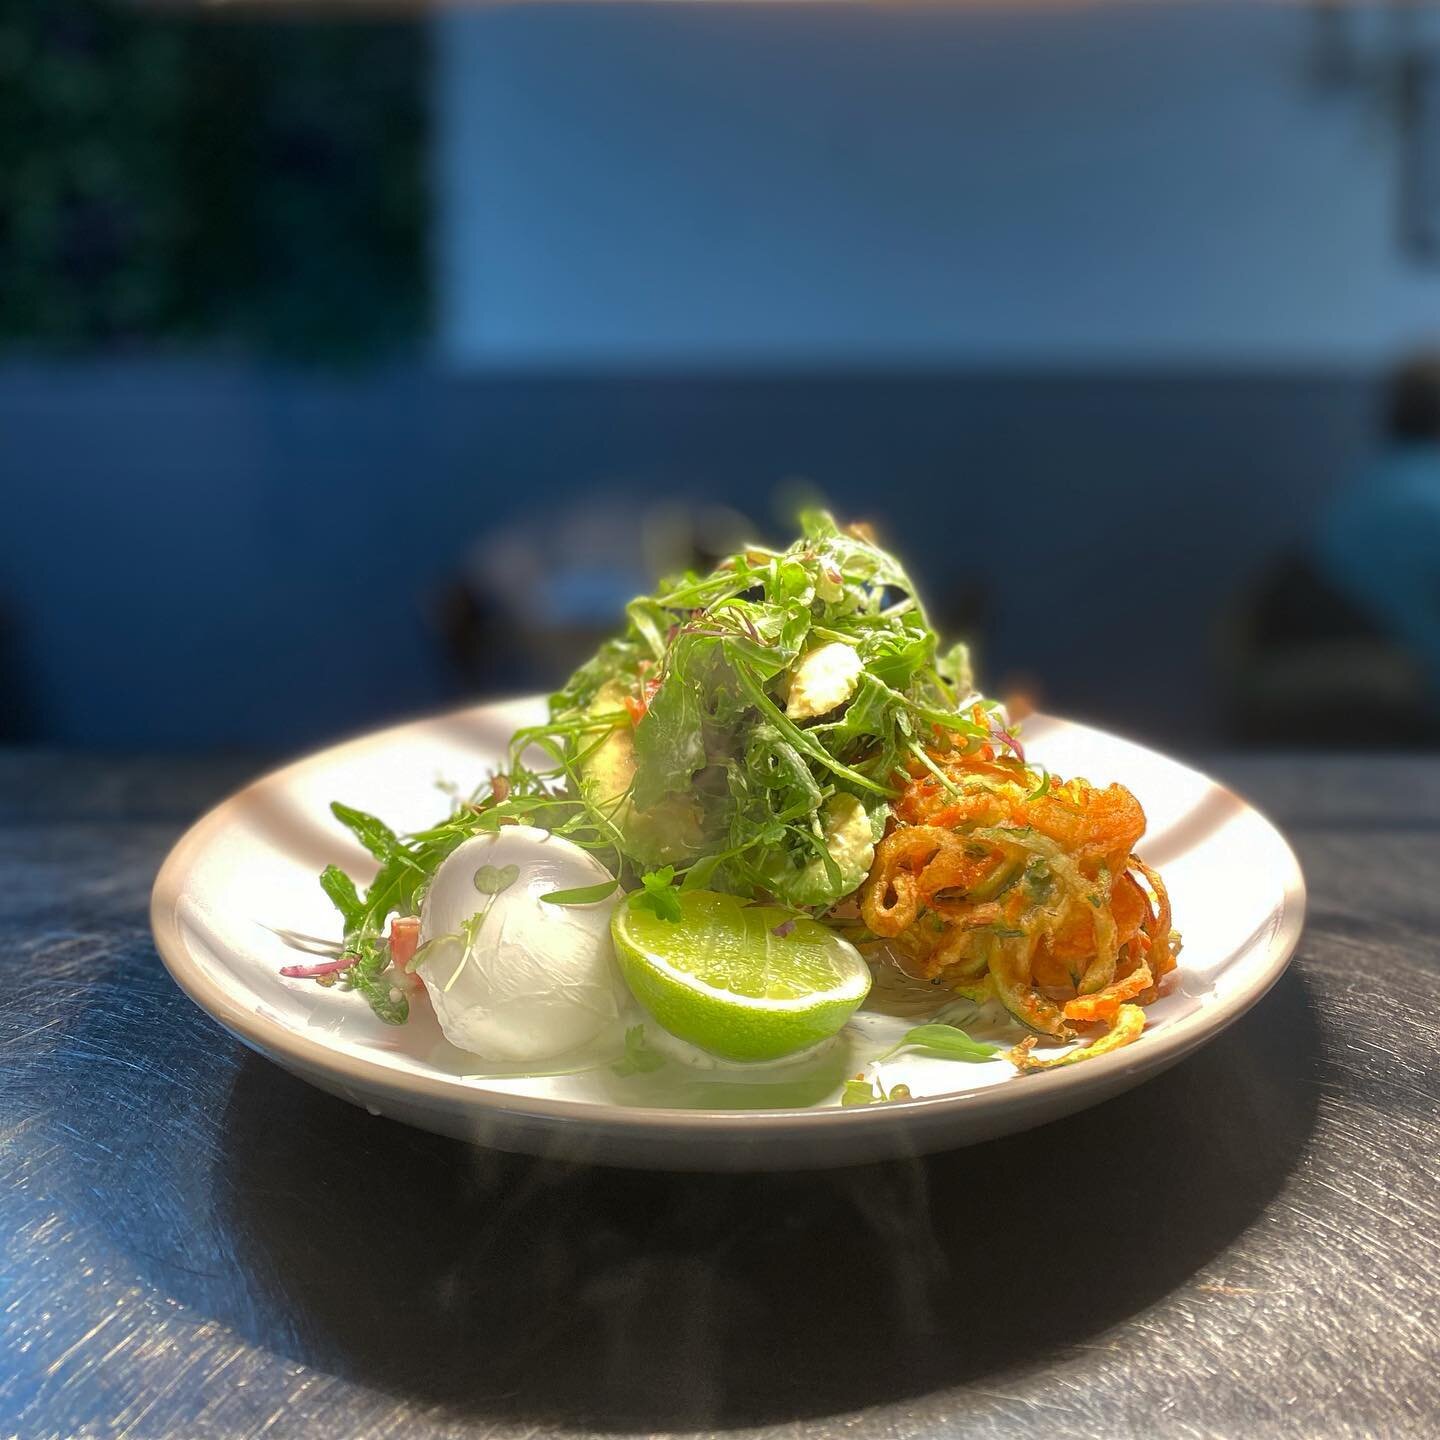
[[152, 699, 1304, 1171]]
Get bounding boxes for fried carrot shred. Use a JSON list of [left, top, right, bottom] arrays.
[[1007, 1003, 1147, 1072], [1063, 961, 1154, 1024]]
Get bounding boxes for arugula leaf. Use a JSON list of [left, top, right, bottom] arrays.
[[633, 867, 683, 922], [798, 510, 915, 596], [318, 864, 366, 932], [709, 596, 813, 678], [330, 802, 401, 862], [679, 853, 725, 891], [345, 965, 409, 1025], [612, 1025, 666, 1077], [732, 661, 894, 798], [540, 878, 621, 906], [625, 597, 672, 662], [864, 623, 933, 694]]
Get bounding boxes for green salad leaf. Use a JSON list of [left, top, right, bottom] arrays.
[[318, 864, 366, 931], [878, 1023, 998, 1063], [308, 512, 986, 1026], [331, 801, 402, 863], [494, 511, 982, 909], [540, 878, 622, 907]]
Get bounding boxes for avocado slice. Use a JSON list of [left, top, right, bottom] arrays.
[[578, 680, 706, 867]]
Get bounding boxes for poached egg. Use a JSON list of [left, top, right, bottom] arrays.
[[416, 826, 626, 1063]]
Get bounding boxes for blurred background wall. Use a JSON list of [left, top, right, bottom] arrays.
[[3, 0, 1438, 753], [436, 3, 1433, 365]]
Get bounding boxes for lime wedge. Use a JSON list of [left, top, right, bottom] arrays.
[[611, 890, 872, 1062]]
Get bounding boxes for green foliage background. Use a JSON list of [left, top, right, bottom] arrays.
[[0, 2, 428, 362]]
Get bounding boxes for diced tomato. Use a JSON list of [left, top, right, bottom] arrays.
[[388, 915, 422, 987], [624, 674, 663, 726]]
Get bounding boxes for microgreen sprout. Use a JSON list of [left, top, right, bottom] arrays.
[[633, 867, 683, 922]]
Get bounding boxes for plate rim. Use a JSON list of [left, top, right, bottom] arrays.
[[151, 700, 1307, 1139]]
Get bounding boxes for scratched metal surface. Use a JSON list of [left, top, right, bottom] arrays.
[[2, 750, 1438, 1440]]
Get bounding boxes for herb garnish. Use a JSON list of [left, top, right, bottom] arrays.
[[877, 1023, 998, 1063], [632, 867, 683, 922], [540, 878, 622, 907], [611, 1025, 667, 1077]]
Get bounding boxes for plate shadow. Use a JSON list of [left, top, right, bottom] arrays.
[[208, 966, 1322, 1430]]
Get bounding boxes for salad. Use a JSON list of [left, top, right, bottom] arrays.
[[290, 513, 1180, 1089]]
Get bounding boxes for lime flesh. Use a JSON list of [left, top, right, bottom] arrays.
[[610, 891, 872, 1062]]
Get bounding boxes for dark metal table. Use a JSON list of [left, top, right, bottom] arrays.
[[3, 751, 1437, 1439]]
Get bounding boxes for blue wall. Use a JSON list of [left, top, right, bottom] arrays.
[[0, 362, 1375, 750], [436, 2, 1439, 368]]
